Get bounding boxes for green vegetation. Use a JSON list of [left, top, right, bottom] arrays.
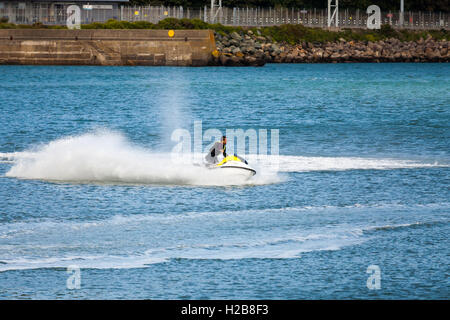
[[1, 18, 448, 42], [81, 18, 210, 30], [257, 23, 449, 43], [0, 21, 66, 29]]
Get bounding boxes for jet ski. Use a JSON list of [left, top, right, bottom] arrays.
[[209, 154, 256, 180]]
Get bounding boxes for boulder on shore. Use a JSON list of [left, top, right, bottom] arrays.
[[213, 31, 449, 66]]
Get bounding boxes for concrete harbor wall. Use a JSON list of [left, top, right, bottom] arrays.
[[0, 29, 216, 66], [1, 28, 448, 67]]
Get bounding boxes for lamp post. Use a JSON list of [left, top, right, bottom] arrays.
[[400, 0, 404, 26], [327, 0, 338, 28], [210, 0, 222, 23]]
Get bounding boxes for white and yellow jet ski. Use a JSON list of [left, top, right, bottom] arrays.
[[209, 155, 256, 180]]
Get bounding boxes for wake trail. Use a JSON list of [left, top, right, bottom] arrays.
[[1, 130, 280, 186], [1, 130, 448, 185]]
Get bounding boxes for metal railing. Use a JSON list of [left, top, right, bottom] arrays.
[[0, 3, 448, 30]]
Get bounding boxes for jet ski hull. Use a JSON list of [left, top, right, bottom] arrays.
[[211, 160, 256, 181]]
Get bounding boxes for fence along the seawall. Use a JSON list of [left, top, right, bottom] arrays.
[[1, 4, 448, 30]]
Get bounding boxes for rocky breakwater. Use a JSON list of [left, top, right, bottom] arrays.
[[212, 30, 266, 66], [212, 30, 449, 66]]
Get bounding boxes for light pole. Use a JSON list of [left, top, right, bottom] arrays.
[[327, 0, 339, 28], [400, 0, 404, 26], [210, 0, 222, 23]]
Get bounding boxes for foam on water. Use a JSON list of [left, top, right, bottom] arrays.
[[0, 202, 447, 272], [0, 229, 363, 271], [0, 255, 169, 271], [1, 130, 447, 186], [2, 130, 281, 186], [1, 201, 448, 237], [273, 155, 449, 172], [0, 219, 445, 272]]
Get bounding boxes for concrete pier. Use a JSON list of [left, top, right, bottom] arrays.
[[0, 29, 216, 66]]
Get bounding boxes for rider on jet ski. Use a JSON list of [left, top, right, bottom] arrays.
[[205, 136, 227, 164], [205, 136, 249, 166]]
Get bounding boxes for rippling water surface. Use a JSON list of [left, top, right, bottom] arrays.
[[0, 64, 449, 299]]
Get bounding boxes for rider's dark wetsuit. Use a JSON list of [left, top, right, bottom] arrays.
[[205, 141, 227, 164]]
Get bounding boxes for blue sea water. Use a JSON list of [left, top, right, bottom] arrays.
[[0, 63, 449, 299]]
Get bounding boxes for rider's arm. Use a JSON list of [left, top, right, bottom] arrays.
[[210, 142, 221, 157]]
